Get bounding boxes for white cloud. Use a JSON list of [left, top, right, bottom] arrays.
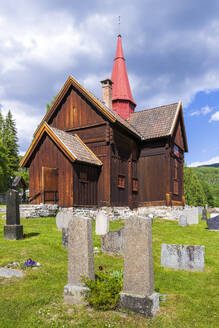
[[190, 111, 200, 116], [189, 156, 219, 167], [1, 100, 41, 150], [209, 111, 219, 122]]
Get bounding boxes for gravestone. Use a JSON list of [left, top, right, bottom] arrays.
[[207, 215, 219, 230], [56, 210, 73, 230], [119, 216, 159, 317], [201, 207, 208, 221], [101, 227, 124, 254], [178, 215, 188, 227], [62, 228, 68, 248], [161, 244, 205, 271], [183, 207, 199, 225], [95, 211, 109, 235], [210, 213, 218, 218], [4, 189, 23, 240], [64, 217, 94, 304]]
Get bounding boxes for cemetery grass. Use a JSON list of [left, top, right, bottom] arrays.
[[0, 216, 218, 328]]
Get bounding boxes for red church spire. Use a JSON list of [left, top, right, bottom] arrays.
[[111, 34, 136, 120]]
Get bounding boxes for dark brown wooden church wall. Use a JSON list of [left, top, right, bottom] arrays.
[[73, 163, 100, 206], [138, 142, 167, 204], [110, 128, 139, 207], [48, 86, 105, 131], [88, 142, 111, 206], [28, 134, 73, 207]]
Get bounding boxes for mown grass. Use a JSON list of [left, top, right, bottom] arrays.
[[0, 215, 218, 328]]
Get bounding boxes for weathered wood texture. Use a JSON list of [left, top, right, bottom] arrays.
[[48, 86, 105, 131], [73, 163, 100, 206], [29, 135, 73, 207]]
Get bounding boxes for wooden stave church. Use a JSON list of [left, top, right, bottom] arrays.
[[20, 35, 188, 208]]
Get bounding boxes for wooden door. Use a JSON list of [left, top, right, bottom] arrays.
[[42, 167, 59, 204]]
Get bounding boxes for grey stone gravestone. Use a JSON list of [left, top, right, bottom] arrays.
[[56, 210, 73, 230], [64, 217, 94, 304], [95, 211, 109, 235], [201, 207, 208, 221], [101, 227, 124, 255], [183, 207, 199, 225], [119, 216, 159, 317], [4, 189, 23, 240], [179, 215, 188, 227], [161, 244, 205, 271], [207, 215, 219, 230]]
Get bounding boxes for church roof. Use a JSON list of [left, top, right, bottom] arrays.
[[111, 35, 136, 105], [127, 102, 185, 141], [20, 122, 102, 167]]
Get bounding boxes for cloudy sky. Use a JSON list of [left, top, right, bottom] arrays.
[[0, 0, 219, 167]]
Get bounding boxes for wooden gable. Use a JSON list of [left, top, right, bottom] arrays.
[[171, 105, 188, 152]]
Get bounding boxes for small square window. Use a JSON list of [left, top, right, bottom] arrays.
[[79, 172, 88, 183], [132, 178, 138, 192], [118, 175, 125, 189]]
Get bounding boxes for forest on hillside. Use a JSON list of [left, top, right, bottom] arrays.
[[191, 166, 219, 207]]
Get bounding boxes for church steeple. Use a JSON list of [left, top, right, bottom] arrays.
[[111, 35, 136, 120]]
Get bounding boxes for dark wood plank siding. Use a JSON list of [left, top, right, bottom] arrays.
[[73, 163, 100, 206], [110, 128, 139, 206], [138, 141, 167, 203], [28, 134, 73, 207], [48, 86, 105, 131]]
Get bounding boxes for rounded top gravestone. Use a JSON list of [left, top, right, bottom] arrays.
[[56, 211, 73, 230]]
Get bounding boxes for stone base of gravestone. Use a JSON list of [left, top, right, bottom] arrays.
[[101, 228, 124, 255], [178, 215, 188, 227], [4, 225, 23, 240], [207, 216, 219, 230], [119, 292, 159, 317], [161, 244, 205, 271], [64, 284, 89, 304], [62, 228, 68, 248]]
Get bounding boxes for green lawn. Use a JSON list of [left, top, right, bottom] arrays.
[[0, 215, 218, 328]]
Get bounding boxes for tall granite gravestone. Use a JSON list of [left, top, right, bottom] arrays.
[[4, 189, 23, 240], [64, 217, 94, 304], [56, 210, 73, 248], [119, 216, 159, 317]]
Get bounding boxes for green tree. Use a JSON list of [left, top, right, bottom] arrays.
[[184, 165, 206, 206], [0, 137, 9, 192], [200, 180, 215, 207], [3, 110, 19, 176], [46, 95, 58, 112]]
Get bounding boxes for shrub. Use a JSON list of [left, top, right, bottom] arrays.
[[82, 267, 123, 310]]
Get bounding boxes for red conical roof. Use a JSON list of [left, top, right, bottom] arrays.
[[111, 35, 136, 120], [111, 35, 136, 105]]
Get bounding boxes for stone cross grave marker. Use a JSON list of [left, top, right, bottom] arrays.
[[95, 210, 109, 235], [64, 217, 94, 304], [119, 216, 159, 317], [4, 189, 23, 240]]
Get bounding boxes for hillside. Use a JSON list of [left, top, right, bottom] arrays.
[[193, 166, 219, 206]]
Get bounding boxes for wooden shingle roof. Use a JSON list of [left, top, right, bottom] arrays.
[[20, 122, 102, 167], [127, 102, 181, 140], [49, 126, 102, 166]]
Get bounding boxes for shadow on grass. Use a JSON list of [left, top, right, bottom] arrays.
[[26, 233, 40, 238]]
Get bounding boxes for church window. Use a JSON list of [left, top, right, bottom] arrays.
[[132, 178, 138, 192], [118, 175, 125, 189], [79, 172, 88, 183]]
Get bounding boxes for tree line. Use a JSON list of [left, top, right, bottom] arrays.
[[0, 110, 20, 192], [184, 165, 216, 207]]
